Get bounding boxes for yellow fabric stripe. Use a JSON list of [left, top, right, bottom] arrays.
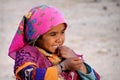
[[44, 66, 58, 80], [36, 46, 52, 57]]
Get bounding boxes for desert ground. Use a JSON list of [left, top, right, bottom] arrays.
[[0, 0, 120, 80]]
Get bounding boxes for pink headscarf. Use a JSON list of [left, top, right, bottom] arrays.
[[9, 5, 67, 59]]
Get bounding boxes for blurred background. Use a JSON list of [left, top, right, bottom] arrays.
[[0, 0, 120, 80]]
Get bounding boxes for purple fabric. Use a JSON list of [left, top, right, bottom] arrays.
[[14, 45, 51, 72]]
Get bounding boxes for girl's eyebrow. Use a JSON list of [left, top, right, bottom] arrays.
[[48, 27, 66, 34], [49, 31, 57, 33], [48, 32, 57, 36], [63, 28, 66, 31]]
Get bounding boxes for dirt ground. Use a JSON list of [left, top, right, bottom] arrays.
[[0, 0, 120, 80]]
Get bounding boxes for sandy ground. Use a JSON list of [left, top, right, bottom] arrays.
[[0, 0, 120, 80]]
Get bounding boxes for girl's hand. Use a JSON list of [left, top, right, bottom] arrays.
[[61, 57, 87, 73], [58, 46, 77, 58]]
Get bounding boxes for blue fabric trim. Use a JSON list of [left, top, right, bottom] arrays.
[[23, 66, 46, 80], [35, 68, 46, 80], [77, 63, 96, 80], [23, 66, 33, 80]]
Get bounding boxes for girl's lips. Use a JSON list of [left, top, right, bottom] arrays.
[[53, 45, 61, 49], [53, 46, 60, 50], [53, 46, 58, 48]]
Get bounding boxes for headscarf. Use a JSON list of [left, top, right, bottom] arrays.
[[8, 5, 67, 59]]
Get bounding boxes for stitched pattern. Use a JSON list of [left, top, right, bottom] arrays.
[[14, 49, 37, 73]]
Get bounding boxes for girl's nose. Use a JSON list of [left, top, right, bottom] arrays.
[[56, 37, 62, 44]]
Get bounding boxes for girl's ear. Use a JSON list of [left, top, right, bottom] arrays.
[[34, 35, 43, 47]]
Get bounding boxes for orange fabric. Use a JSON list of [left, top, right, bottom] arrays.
[[44, 66, 58, 80], [15, 62, 37, 79], [48, 54, 61, 65]]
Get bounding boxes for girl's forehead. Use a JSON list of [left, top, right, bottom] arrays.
[[48, 23, 66, 32]]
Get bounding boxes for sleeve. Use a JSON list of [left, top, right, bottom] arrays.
[[14, 49, 38, 79], [19, 65, 46, 80], [77, 63, 100, 80], [14, 49, 58, 80], [18, 65, 58, 80]]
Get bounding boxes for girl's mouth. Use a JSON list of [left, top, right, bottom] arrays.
[[53, 46, 61, 55]]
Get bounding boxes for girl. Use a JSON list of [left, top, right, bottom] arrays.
[[8, 5, 100, 80]]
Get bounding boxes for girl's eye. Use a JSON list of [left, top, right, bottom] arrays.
[[50, 32, 56, 36], [61, 30, 65, 34], [61, 31, 65, 34]]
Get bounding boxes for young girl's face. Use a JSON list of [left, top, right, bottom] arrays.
[[36, 23, 66, 53]]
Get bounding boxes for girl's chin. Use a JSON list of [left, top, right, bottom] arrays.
[[43, 47, 58, 54], [49, 49, 58, 54], [45, 49, 57, 54], [50, 50, 57, 54]]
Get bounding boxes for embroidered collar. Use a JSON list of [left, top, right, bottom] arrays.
[[36, 47, 61, 65]]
